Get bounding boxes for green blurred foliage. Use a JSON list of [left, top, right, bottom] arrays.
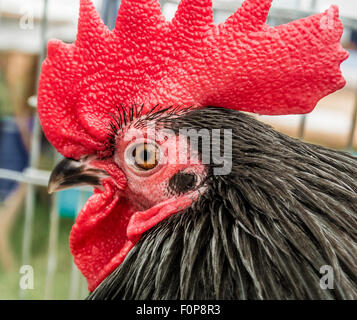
[[0, 197, 87, 300]]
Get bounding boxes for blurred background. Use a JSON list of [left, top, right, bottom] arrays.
[[0, 0, 356, 300]]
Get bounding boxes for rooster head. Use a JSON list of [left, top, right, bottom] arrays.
[[38, 0, 348, 291]]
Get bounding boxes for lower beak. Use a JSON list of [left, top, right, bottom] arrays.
[[48, 157, 109, 194]]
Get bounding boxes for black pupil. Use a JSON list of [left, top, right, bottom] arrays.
[[132, 146, 153, 163], [141, 150, 149, 162]]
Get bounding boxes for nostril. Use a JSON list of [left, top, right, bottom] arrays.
[[90, 159, 127, 190], [168, 171, 197, 196]]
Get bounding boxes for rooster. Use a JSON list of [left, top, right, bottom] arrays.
[[37, 0, 357, 299]]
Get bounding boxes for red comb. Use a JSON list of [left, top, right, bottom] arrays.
[[38, 0, 348, 159]]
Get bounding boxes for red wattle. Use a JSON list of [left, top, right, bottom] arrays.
[[127, 194, 197, 240], [69, 180, 136, 291]]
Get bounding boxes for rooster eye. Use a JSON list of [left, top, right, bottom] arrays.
[[129, 143, 159, 170]]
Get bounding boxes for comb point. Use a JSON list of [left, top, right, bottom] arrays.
[[223, 0, 272, 33], [173, 0, 214, 30], [76, 0, 109, 47]]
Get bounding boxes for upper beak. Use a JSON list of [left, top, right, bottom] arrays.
[[48, 157, 109, 194]]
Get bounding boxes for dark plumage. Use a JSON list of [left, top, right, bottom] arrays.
[[88, 107, 357, 300]]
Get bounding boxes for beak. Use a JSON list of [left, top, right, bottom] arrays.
[[48, 157, 109, 194]]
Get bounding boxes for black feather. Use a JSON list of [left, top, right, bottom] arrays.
[[88, 107, 357, 300]]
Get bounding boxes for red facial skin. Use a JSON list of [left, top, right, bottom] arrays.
[[70, 125, 207, 291]]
